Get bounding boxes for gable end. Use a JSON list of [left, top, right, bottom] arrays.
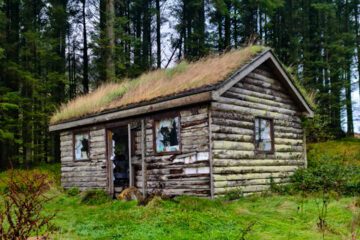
[[213, 50, 314, 117]]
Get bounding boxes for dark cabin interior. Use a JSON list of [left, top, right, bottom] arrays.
[[110, 127, 129, 194]]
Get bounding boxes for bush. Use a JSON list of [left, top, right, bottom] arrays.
[[0, 170, 55, 239], [66, 187, 80, 196], [81, 189, 112, 205], [303, 113, 336, 142], [289, 163, 360, 196], [224, 187, 243, 201]]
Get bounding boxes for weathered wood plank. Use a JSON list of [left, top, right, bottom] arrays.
[[213, 165, 298, 174], [213, 159, 304, 167]]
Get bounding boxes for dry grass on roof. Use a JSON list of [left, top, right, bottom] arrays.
[[50, 45, 267, 124]]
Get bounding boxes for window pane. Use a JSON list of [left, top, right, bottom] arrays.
[[255, 118, 272, 152], [155, 117, 180, 153], [75, 133, 90, 160]]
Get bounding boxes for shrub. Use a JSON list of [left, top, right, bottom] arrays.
[[81, 189, 112, 205], [224, 187, 243, 201], [289, 163, 360, 196], [0, 170, 55, 239], [66, 187, 80, 196]]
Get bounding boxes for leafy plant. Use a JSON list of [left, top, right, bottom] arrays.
[[0, 170, 55, 239], [289, 163, 360, 196], [224, 187, 243, 201], [66, 187, 80, 197]]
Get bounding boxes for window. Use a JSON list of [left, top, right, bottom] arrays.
[[254, 117, 274, 153], [154, 116, 181, 154], [74, 132, 90, 160]]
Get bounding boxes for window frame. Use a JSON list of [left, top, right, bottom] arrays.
[[152, 112, 182, 155], [73, 130, 91, 161], [254, 117, 275, 154]]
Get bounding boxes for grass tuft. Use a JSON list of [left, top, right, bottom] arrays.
[[80, 189, 112, 205]]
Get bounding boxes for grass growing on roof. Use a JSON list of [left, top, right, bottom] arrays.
[[50, 45, 266, 124]]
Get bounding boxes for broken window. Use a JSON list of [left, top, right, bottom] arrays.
[[154, 116, 180, 153], [255, 118, 274, 153], [74, 132, 90, 160]]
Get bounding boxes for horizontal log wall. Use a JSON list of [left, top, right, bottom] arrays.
[[211, 64, 305, 196], [60, 127, 107, 191], [134, 106, 211, 197], [60, 106, 211, 196]]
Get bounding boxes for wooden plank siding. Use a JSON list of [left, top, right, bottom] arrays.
[[133, 106, 211, 197], [211, 64, 305, 196], [60, 127, 108, 191], [60, 106, 212, 197]]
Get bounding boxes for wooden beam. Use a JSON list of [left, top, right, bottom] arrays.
[[128, 124, 134, 187], [141, 119, 146, 197], [49, 92, 212, 132], [106, 130, 114, 195], [208, 108, 214, 199], [303, 132, 307, 168]]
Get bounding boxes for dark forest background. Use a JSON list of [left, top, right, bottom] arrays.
[[0, 0, 359, 168]]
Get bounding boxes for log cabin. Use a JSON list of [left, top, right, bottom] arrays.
[[49, 46, 314, 198]]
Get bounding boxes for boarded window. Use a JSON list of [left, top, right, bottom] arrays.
[[74, 133, 90, 160], [154, 116, 180, 153], [255, 118, 274, 152]]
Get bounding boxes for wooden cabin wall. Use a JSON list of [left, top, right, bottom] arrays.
[[211, 64, 305, 196], [133, 106, 211, 197], [60, 127, 107, 191]]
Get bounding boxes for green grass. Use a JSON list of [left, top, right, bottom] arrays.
[[1, 139, 360, 239], [42, 191, 360, 239], [43, 190, 357, 239], [308, 137, 360, 166]]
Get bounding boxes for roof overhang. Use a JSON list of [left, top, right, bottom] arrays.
[[49, 91, 212, 132]]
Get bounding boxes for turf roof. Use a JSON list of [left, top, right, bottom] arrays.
[[50, 45, 268, 124]]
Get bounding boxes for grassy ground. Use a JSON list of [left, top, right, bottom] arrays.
[[46, 190, 358, 240], [307, 137, 360, 166], [1, 139, 360, 239]]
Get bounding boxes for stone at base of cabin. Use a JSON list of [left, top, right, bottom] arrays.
[[117, 187, 143, 201]]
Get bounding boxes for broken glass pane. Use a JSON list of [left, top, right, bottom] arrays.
[[155, 117, 180, 153], [75, 133, 90, 160]]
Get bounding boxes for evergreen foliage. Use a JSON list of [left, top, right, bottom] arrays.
[[0, 0, 359, 168]]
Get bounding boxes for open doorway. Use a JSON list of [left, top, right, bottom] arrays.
[[108, 126, 129, 196]]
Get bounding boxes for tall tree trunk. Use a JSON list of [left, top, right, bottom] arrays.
[[82, 0, 89, 93], [217, 11, 223, 51], [105, 0, 115, 81], [224, 1, 231, 50], [344, 0, 354, 135], [142, 0, 151, 70], [345, 70, 354, 135], [354, 0, 360, 101], [99, 0, 107, 83], [156, 0, 161, 68]]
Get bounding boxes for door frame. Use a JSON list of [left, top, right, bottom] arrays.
[[106, 123, 134, 195]]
